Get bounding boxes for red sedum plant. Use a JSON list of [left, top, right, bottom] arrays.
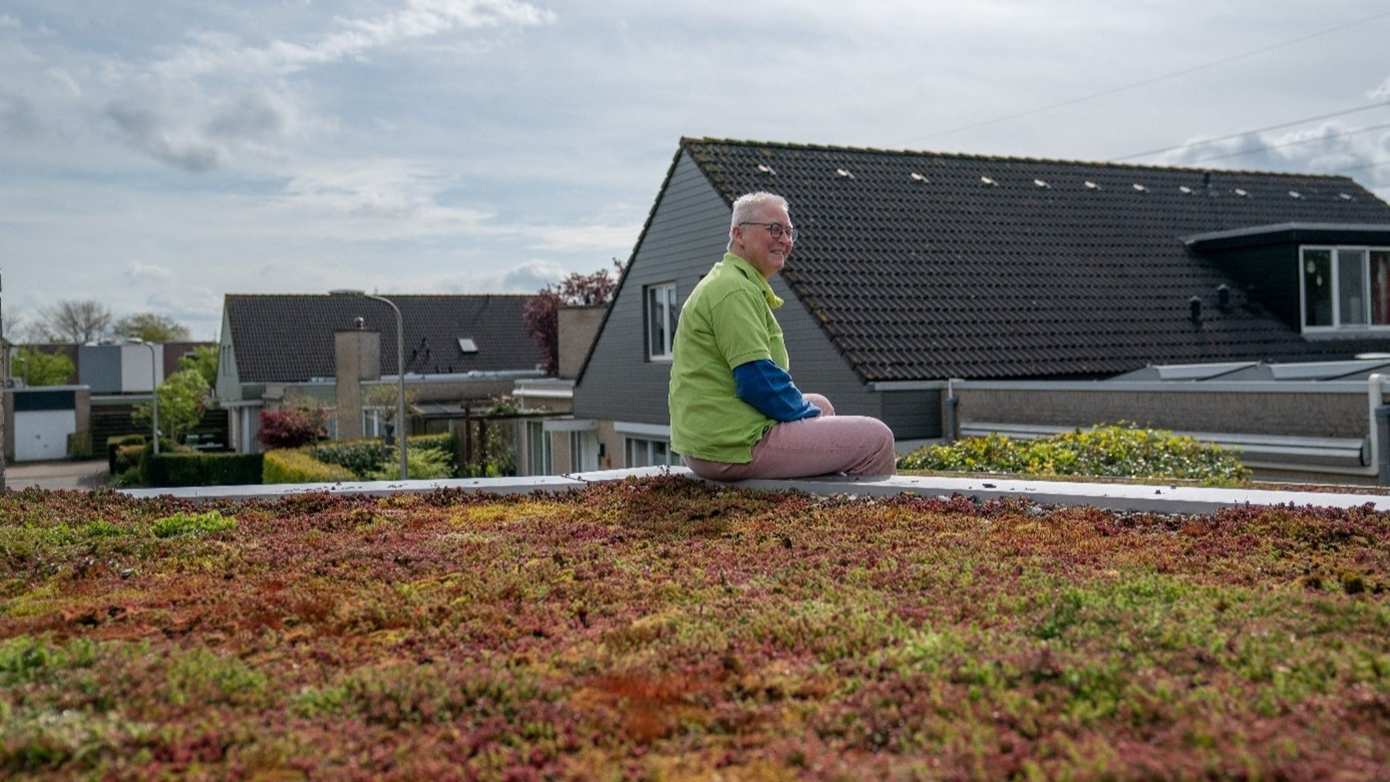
[[1, 478, 1388, 779]]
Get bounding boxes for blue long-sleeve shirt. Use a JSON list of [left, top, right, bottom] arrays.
[[732, 359, 821, 422]]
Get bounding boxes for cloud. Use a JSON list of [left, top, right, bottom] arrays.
[[0, 92, 39, 138], [0, 15, 19, 30], [529, 223, 639, 253], [500, 260, 566, 291], [155, 0, 555, 80], [126, 262, 173, 282], [104, 99, 224, 171], [1155, 122, 1390, 182]]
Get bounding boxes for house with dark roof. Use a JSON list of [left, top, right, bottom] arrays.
[[569, 137, 1390, 471], [217, 293, 546, 453]]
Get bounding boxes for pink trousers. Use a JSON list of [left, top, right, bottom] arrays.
[[684, 394, 898, 481]]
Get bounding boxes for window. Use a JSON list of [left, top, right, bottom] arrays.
[[527, 420, 552, 475], [646, 283, 678, 360], [1301, 246, 1390, 331], [569, 431, 599, 472], [625, 436, 681, 468]]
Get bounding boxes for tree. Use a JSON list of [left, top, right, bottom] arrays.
[[178, 345, 218, 387], [12, 347, 75, 386], [39, 300, 111, 344], [114, 312, 191, 343], [133, 369, 210, 445], [522, 261, 623, 375]]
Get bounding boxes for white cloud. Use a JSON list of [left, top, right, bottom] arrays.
[[126, 262, 173, 282], [0, 15, 20, 31], [155, 0, 555, 80]]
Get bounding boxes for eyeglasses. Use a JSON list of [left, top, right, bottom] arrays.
[[738, 222, 798, 242]]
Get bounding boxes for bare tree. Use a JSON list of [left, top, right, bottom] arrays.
[[39, 300, 112, 344]]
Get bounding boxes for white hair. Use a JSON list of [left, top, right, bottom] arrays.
[[728, 192, 789, 248]]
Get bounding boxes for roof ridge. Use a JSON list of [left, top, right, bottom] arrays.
[[678, 135, 1362, 182]]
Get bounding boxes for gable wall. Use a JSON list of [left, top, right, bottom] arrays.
[[575, 151, 879, 430]]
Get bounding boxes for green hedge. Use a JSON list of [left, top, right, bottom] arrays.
[[366, 448, 453, 480], [263, 449, 355, 484], [899, 424, 1251, 484], [142, 452, 264, 488], [108, 435, 146, 473], [308, 440, 393, 478]]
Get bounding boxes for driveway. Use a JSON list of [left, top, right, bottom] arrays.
[[6, 459, 109, 490]]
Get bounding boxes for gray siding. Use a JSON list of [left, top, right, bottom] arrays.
[[576, 151, 878, 428], [880, 389, 943, 439], [77, 346, 121, 393]]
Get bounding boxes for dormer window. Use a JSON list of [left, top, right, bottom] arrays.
[[1301, 246, 1390, 331]]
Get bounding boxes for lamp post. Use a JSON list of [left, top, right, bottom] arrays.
[[331, 290, 407, 480], [130, 338, 159, 454]]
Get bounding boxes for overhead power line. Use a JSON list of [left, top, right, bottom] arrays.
[[1111, 100, 1390, 161], [906, 8, 1390, 144], [1179, 120, 1390, 165]]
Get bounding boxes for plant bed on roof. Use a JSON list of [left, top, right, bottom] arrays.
[[900, 423, 1252, 485], [1, 478, 1388, 779]]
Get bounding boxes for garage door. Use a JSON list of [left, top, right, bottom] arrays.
[[15, 410, 77, 462]]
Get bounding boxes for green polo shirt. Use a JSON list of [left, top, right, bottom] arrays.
[[669, 253, 789, 463]]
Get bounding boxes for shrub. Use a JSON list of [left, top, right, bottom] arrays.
[[65, 431, 93, 460], [106, 435, 145, 474], [114, 445, 145, 477], [143, 452, 264, 488], [899, 423, 1251, 484], [367, 448, 453, 480], [309, 440, 393, 479], [263, 449, 354, 484], [258, 408, 326, 449]]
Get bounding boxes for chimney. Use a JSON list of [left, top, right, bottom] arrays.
[[335, 320, 381, 440]]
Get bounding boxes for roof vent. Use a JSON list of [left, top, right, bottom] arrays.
[[1179, 186, 1193, 194], [1033, 179, 1050, 189], [980, 176, 996, 186], [1084, 180, 1101, 190], [1340, 192, 1354, 201], [457, 337, 478, 354], [836, 168, 855, 178], [1216, 283, 1231, 310], [1288, 190, 1302, 199], [757, 163, 776, 175], [1132, 183, 1147, 192], [353, 317, 366, 330], [1189, 296, 1203, 324], [1234, 188, 1249, 197], [910, 172, 928, 182]]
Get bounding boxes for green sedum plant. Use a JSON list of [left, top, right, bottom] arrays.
[[899, 423, 1251, 484]]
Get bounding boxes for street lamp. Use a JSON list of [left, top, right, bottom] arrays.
[[129, 338, 160, 454], [331, 290, 407, 480]]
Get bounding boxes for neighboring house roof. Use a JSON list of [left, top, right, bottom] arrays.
[[660, 137, 1390, 380], [224, 294, 543, 383]]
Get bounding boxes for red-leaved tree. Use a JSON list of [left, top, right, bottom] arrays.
[[522, 261, 623, 375]]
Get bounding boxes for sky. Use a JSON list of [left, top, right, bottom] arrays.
[[4, 0, 1390, 341]]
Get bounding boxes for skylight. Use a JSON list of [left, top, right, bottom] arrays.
[[836, 168, 854, 178], [980, 176, 996, 186], [458, 338, 478, 354]]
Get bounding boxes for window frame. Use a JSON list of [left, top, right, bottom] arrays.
[[526, 420, 552, 475], [645, 282, 678, 361], [1300, 244, 1390, 333]]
